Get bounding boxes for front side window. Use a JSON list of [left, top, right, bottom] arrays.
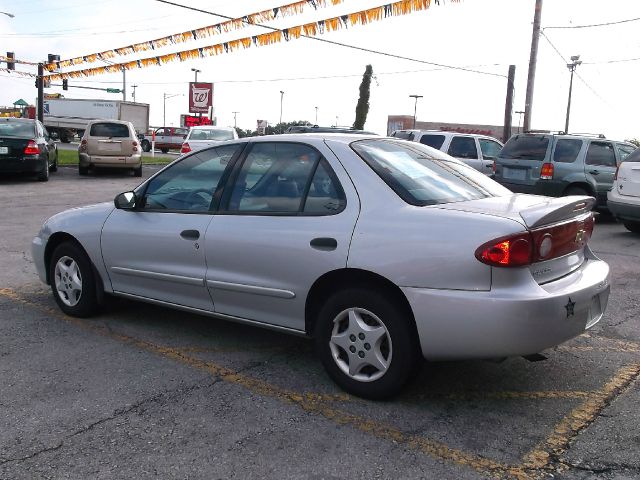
[[351, 139, 510, 206], [225, 142, 344, 215], [479, 139, 502, 159], [499, 134, 550, 161], [553, 138, 582, 163], [141, 144, 241, 212], [90, 123, 129, 138], [585, 141, 616, 167], [419, 134, 446, 149], [448, 137, 478, 159]]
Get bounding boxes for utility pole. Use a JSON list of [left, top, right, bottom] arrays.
[[121, 68, 126, 101], [409, 94, 423, 129], [502, 65, 516, 143], [232, 111, 239, 128], [279, 90, 284, 125], [315, 106, 318, 125], [132, 84, 138, 103], [564, 55, 581, 134], [515, 110, 525, 133], [37, 63, 44, 122], [523, 0, 543, 133]]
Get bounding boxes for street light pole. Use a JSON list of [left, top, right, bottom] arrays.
[[515, 110, 525, 133], [564, 55, 581, 134], [163, 93, 181, 127], [191, 68, 200, 83], [232, 111, 239, 128], [132, 84, 138, 103], [315, 106, 318, 125], [409, 94, 423, 129], [279, 90, 284, 126]]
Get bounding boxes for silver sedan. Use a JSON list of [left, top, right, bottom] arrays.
[[32, 134, 611, 399]]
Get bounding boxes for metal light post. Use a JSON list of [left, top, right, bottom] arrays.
[[564, 55, 581, 134], [191, 68, 200, 82], [163, 93, 181, 127], [409, 94, 423, 129], [132, 84, 138, 103], [232, 111, 239, 128], [279, 90, 284, 125], [315, 106, 318, 125]]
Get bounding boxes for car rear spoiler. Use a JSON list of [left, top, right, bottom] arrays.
[[519, 196, 595, 229]]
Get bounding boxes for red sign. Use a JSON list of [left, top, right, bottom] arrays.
[[182, 115, 212, 127], [189, 82, 213, 114]]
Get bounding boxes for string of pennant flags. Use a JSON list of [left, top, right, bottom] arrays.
[[44, 0, 349, 72], [43, 0, 457, 81]]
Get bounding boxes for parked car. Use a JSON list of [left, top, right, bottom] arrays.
[[78, 120, 142, 176], [390, 130, 503, 175], [0, 117, 58, 182], [493, 132, 636, 208], [33, 135, 610, 399], [608, 146, 640, 233], [180, 125, 238, 153], [141, 126, 189, 153]]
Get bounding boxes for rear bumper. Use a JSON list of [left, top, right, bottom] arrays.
[[0, 156, 45, 174], [402, 253, 610, 360], [497, 180, 565, 197], [79, 153, 141, 169], [607, 193, 640, 222]]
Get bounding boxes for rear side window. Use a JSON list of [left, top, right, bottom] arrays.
[[553, 139, 582, 163], [419, 134, 446, 149], [585, 142, 616, 167], [479, 139, 502, 159], [351, 139, 509, 206], [391, 131, 414, 140], [448, 137, 478, 159], [499, 135, 550, 161], [90, 123, 130, 138]]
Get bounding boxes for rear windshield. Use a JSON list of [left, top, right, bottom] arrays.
[[499, 134, 550, 161], [90, 123, 130, 138], [189, 129, 235, 141], [419, 134, 446, 149], [390, 131, 414, 140], [0, 122, 36, 137], [351, 139, 510, 206]]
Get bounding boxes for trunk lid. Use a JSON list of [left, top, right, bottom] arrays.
[[437, 194, 596, 284], [0, 137, 31, 161]]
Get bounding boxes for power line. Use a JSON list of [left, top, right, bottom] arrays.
[[582, 57, 640, 65], [152, 0, 506, 79], [543, 16, 640, 30]]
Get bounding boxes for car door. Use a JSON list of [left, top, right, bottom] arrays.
[[41, 125, 56, 166], [101, 143, 243, 311], [478, 138, 503, 175], [155, 128, 167, 149], [584, 140, 617, 201], [174, 128, 188, 148], [203, 140, 360, 331], [447, 136, 483, 172]]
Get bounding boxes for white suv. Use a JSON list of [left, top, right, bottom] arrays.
[[390, 130, 503, 175], [608, 146, 640, 233]]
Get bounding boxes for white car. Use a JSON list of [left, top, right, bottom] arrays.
[[608, 146, 640, 233], [33, 135, 610, 399], [390, 129, 503, 175], [180, 126, 238, 153]]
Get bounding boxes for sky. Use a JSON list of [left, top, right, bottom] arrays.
[[1, 0, 639, 140]]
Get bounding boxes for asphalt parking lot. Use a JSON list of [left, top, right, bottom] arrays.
[[1, 166, 639, 479]]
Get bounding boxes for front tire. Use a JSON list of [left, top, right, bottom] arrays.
[[624, 221, 640, 234], [314, 288, 419, 399], [49, 242, 99, 317]]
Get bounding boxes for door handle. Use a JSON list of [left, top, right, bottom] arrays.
[[180, 229, 200, 240], [589, 170, 600, 175], [310, 237, 337, 251]]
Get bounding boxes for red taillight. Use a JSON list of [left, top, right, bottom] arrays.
[[23, 140, 40, 155], [181, 143, 191, 153], [540, 162, 554, 180], [132, 140, 138, 152], [476, 233, 532, 267], [476, 213, 594, 268], [79, 139, 87, 152]]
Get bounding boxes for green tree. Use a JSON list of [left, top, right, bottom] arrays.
[[627, 138, 640, 148], [353, 64, 373, 130]]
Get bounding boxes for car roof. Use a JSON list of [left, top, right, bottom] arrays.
[[510, 132, 630, 143], [190, 125, 234, 130], [86, 119, 132, 126], [394, 129, 499, 139], [0, 117, 36, 124]]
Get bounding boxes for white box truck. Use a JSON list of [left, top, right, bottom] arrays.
[[32, 98, 150, 143]]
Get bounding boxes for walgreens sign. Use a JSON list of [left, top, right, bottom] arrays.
[[189, 82, 213, 114]]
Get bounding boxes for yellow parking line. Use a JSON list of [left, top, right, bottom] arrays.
[[407, 391, 592, 401], [521, 363, 640, 474]]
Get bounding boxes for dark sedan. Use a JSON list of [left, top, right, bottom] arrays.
[[0, 117, 58, 181]]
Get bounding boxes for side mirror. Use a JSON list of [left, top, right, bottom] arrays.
[[114, 191, 137, 210], [183, 135, 187, 139]]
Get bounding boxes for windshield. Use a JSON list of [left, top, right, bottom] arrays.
[[351, 139, 510, 206], [0, 122, 36, 138], [499, 134, 550, 160], [189, 129, 235, 141]]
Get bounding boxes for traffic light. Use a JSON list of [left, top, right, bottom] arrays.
[[6, 52, 15, 70], [62, 79, 68, 90]]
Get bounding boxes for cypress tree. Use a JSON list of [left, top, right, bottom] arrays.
[[353, 64, 373, 130]]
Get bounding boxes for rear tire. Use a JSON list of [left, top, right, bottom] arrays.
[[160, 148, 169, 154], [133, 165, 142, 177], [50, 151, 58, 172], [78, 165, 89, 176], [624, 221, 640, 234], [37, 159, 49, 182], [314, 288, 419, 399], [49, 242, 99, 317]]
